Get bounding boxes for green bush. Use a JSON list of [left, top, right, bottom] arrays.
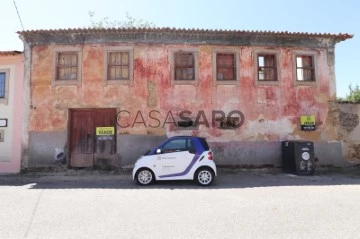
[[337, 84, 360, 103]]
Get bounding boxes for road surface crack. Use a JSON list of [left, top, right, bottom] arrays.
[[24, 189, 44, 238]]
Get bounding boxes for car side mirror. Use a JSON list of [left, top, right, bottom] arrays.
[[189, 148, 196, 154], [156, 148, 162, 154]]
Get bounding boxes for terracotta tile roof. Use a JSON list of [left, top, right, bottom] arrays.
[[17, 27, 353, 41], [0, 51, 23, 56]]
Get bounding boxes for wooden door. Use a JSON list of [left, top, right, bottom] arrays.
[[93, 108, 117, 167], [70, 109, 94, 167], [69, 108, 117, 168]]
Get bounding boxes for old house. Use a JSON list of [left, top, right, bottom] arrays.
[[17, 28, 352, 169], [0, 51, 23, 173]]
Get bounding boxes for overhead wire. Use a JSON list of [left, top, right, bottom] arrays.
[[13, 0, 25, 30]]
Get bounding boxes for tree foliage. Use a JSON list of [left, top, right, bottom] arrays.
[[89, 11, 155, 28], [337, 84, 360, 103]]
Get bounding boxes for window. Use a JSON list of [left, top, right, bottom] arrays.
[[108, 52, 129, 80], [174, 52, 195, 80], [296, 55, 315, 81], [0, 129, 4, 142], [292, 52, 317, 86], [0, 73, 5, 98], [216, 53, 236, 81], [0, 69, 9, 104], [212, 50, 239, 85], [104, 47, 134, 85], [56, 52, 78, 81], [257, 54, 277, 81], [170, 48, 199, 85], [52, 48, 82, 86]]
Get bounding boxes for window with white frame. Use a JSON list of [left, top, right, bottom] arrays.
[[0, 69, 9, 104], [0, 72, 5, 98]]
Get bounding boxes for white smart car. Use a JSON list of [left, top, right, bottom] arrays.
[[132, 136, 217, 186]]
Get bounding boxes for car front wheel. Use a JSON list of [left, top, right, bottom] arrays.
[[136, 168, 154, 186], [195, 168, 214, 186]]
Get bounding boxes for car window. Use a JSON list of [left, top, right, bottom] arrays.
[[161, 138, 196, 153], [162, 139, 187, 153], [188, 139, 195, 153]]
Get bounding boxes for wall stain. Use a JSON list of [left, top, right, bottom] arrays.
[[339, 111, 359, 133]]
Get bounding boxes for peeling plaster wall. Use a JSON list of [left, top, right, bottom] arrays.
[[338, 103, 360, 164], [27, 43, 345, 167], [21, 39, 31, 169], [28, 131, 67, 167]]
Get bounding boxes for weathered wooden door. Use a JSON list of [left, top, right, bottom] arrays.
[[93, 108, 117, 167], [69, 108, 117, 168], [70, 109, 94, 167]]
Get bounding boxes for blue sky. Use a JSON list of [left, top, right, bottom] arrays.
[[1, 0, 359, 97]]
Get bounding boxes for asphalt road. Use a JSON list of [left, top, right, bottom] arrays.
[[1, 170, 360, 239]]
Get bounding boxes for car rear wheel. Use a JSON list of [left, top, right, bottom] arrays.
[[195, 168, 214, 186], [136, 168, 154, 186]]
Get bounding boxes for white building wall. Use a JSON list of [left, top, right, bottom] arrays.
[[0, 65, 15, 165]]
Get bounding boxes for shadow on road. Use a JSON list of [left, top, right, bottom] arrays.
[[1, 168, 360, 190]]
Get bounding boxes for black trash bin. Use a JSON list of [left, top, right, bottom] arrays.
[[281, 141, 315, 175]]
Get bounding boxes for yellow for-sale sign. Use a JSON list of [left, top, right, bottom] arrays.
[[96, 127, 115, 136], [300, 116, 315, 125]]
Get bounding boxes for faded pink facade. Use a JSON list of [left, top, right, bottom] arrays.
[[18, 28, 352, 168], [0, 51, 23, 173]]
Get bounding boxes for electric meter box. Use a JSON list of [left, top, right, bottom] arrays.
[[281, 141, 315, 175]]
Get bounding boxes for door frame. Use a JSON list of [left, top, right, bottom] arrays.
[[68, 108, 117, 168]]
